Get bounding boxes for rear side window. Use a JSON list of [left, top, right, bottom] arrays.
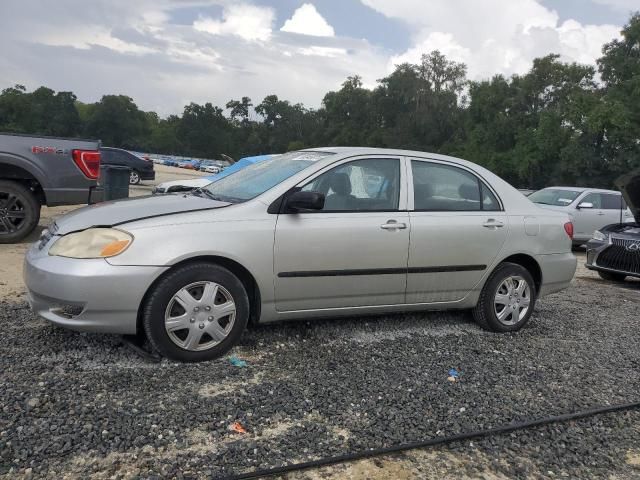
[[412, 161, 500, 211], [601, 193, 623, 210]]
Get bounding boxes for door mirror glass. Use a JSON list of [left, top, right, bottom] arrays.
[[577, 202, 594, 209], [286, 191, 325, 212]]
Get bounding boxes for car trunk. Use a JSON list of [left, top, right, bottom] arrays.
[[615, 168, 640, 224]]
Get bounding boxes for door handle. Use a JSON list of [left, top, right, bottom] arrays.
[[380, 220, 407, 230], [482, 219, 504, 229]]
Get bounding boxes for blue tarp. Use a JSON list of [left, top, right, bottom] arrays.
[[204, 154, 274, 182]]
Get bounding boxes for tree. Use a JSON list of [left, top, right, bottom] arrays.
[[84, 95, 149, 148]]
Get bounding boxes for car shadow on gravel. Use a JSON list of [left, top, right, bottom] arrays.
[[2, 278, 640, 479]]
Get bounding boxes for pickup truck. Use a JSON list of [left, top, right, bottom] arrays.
[[0, 133, 102, 243]]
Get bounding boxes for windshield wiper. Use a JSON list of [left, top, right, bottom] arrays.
[[534, 201, 552, 205], [192, 188, 238, 203]]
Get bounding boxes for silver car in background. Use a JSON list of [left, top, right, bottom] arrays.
[[529, 187, 634, 245], [24, 148, 577, 362]]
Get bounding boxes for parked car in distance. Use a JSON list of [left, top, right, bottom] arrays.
[[178, 160, 200, 170], [586, 169, 640, 282], [0, 132, 101, 243], [100, 147, 155, 185], [25, 147, 577, 362], [199, 160, 219, 173], [529, 187, 634, 245], [204, 165, 221, 174]]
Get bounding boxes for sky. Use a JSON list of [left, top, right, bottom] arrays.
[[0, 0, 637, 116]]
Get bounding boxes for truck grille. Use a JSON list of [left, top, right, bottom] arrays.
[[597, 237, 640, 274]]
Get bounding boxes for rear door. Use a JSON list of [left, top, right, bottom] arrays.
[[406, 159, 508, 303], [273, 156, 410, 311]]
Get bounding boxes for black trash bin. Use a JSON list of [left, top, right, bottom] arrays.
[[99, 165, 130, 201]]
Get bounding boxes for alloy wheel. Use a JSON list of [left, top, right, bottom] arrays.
[[493, 275, 531, 326], [130, 171, 140, 184], [0, 192, 27, 235], [164, 281, 236, 351]]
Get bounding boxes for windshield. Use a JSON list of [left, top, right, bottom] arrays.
[[529, 189, 582, 206], [201, 151, 334, 202]]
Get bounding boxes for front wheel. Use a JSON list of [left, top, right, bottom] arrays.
[[142, 263, 249, 362], [598, 271, 626, 282], [0, 180, 40, 244], [129, 170, 141, 185], [472, 262, 536, 332]]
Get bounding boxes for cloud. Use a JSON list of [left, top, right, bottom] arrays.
[[0, 0, 389, 116], [366, 0, 622, 79], [281, 3, 335, 37], [194, 4, 275, 42]]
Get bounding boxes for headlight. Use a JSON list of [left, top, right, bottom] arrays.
[[49, 228, 133, 258], [592, 230, 608, 242]]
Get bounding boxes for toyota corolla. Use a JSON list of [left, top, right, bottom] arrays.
[[24, 148, 577, 362]]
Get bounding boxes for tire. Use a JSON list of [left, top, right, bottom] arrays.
[[0, 180, 40, 244], [598, 271, 627, 282], [129, 170, 141, 185], [143, 263, 249, 362], [472, 262, 536, 333]]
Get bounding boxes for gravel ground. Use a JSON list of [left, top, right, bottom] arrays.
[[1, 252, 640, 479]]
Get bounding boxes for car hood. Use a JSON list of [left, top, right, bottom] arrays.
[[53, 194, 228, 235], [616, 168, 640, 223]]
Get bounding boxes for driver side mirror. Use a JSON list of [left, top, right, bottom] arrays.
[[285, 190, 325, 212], [577, 202, 594, 209]]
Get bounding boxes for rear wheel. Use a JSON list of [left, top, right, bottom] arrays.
[[598, 271, 627, 282], [129, 170, 141, 185], [473, 262, 536, 332], [0, 180, 40, 244], [143, 263, 249, 362]]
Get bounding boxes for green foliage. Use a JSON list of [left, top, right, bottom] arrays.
[[1, 13, 639, 188]]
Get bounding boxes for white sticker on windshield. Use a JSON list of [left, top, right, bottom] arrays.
[[558, 198, 573, 203]]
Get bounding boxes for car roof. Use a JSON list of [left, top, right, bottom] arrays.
[[540, 186, 621, 194], [301, 146, 489, 171]]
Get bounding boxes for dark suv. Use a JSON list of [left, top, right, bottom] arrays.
[[100, 147, 155, 185]]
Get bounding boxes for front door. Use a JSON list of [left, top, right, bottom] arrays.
[[574, 192, 608, 241], [274, 157, 409, 311], [406, 159, 508, 303]]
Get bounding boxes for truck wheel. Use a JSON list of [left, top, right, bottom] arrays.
[[472, 262, 536, 332], [0, 180, 40, 244], [142, 263, 249, 362]]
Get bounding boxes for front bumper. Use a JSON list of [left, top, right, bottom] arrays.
[[585, 237, 640, 279], [24, 241, 168, 334]]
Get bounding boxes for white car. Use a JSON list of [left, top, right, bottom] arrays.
[[204, 165, 221, 174], [529, 187, 634, 245], [152, 177, 213, 194]]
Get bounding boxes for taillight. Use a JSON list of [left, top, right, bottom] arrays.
[[564, 222, 574, 239], [72, 150, 101, 179]]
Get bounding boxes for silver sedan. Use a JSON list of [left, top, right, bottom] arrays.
[[24, 148, 577, 362]]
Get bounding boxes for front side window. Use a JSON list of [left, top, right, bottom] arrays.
[[581, 193, 602, 208], [301, 158, 400, 211], [412, 161, 500, 211], [202, 151, 333, 203]]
